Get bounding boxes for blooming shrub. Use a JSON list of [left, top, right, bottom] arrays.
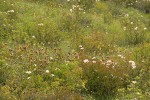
[[78, 46, 139, 99]]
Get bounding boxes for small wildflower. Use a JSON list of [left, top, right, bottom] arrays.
[[34, 64, 37, 66], [118, 55, 125, 59], [70, 9, 73, 13], [83, 59, 89, 63], [106, 60, 113, 66], [51, 74, 55, 77], [123, 27, 126, 30], [129, 60, 136, 69], [32, 36, 35, 38], [131, 22, 133, 24], [26, 71, 32, 74], [136, 92, 140, 95], [79, 8, 83, 11], [79, 45, 82, 48], [132, 81, 137, 84], [132, 65, 136, 69], [92, 60, 96, 63], [38, 23, 44, 26], [80, 47, 84, 50], [50, 57, 53, 60], [7, 10, 14, 13], [107, 60, 112, 64], [144, 27, 147, 30], [46, 70, 49, 73], [134, 27, 138, 30], [27, 77, 30, 79]]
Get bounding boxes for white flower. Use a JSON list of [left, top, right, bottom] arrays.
[[27, 77, 30, 79], [118, 55, 122, 57], [107, 60, 112, 64], [132, 81, 137, 84], [92, 60, 96, 63], [80, 47, 84, 50], [131, 22, 133, 24], [83, 59, 89, 63], [118, 55, 125, 59], [144, 27, 147, 30], [106, 60, 113, 66], [51, 74, 55, 77], [7, 10, 14, 13], [50, 57, 53, 60], [123, 27, 126, 30], [34, 64, 37, 66], [129, 60, 136, 69], [26, 71, 32, 74], [46, 70, 49, 73], [136, 92, 140, 95], [70, 9, 73, 13], [132, 65, 136, 69], [79, 45, 82, 48], [32, 36, 35, 38], [38, 23, 44, 26], [79, 8, 83, 11], [134, 27, 138, 30], [67, 0, 70, 1]]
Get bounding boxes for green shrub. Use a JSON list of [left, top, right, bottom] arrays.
[[79, 48, 138, 99], [120, 10, 148, 45]]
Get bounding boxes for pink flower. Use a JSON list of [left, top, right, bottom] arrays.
[[83, 59, 89, 63]]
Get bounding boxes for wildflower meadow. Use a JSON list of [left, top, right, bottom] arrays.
[[0, 0, 150, 100]]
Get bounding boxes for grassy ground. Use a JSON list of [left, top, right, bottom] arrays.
[[0, 0, 150, 99]]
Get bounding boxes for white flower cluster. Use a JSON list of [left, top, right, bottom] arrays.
[[118, 55, 125, 59], [69, 4, 84, 13], [129, 60, 136, 69], [7, 10, 14, 13], [38, 23, 44, 26], [79, 45, 84, 50], [83, 57, 97, 64], [26, 71, 32, 74]]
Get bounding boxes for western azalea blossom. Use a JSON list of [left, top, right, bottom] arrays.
[[83, 59, 89, 63]]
